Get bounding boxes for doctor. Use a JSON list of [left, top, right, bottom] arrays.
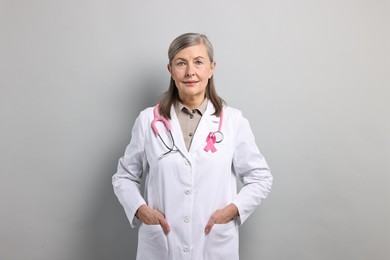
[[112, 33, 273, 260]]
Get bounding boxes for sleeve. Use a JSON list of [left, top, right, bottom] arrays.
[[231, 112, 273, 225], [112, 111, 148, 228]]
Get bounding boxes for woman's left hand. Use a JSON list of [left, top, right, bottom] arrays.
[[204, 203, 238, 234]]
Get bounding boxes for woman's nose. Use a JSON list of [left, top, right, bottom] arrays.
[[185, 64, 195, 77]]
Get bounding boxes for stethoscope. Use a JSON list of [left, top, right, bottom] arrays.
[[151, 104, 224, 155]]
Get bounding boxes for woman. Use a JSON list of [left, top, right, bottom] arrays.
[[112, 33, 273, 260]]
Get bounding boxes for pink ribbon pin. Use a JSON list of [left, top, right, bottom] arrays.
[[204, 132, 217, 153]]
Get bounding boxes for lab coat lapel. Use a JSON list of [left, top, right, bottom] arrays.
[[169, 106, 189, 158], [189, 101, 220, 154]]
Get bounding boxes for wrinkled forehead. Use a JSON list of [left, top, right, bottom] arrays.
[[169, 35, 214, 62], [170, 44, 213, 64], [172, 44, 211, 60]]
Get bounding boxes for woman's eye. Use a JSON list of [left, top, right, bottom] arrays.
[[176, 62, 185, 66], [195, 60, 203, 65]]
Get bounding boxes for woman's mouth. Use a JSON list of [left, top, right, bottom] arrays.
[[183, 81, 198, 85]]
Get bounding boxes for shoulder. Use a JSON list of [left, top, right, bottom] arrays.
[[222, 105, 254, 133], [223, 105, 245, 120], [130, 106, 156, 131], [137, 106, 155, 120]]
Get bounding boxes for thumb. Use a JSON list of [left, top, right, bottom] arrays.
[[157, 215, 170, 234], [204, 215, 216, 235]]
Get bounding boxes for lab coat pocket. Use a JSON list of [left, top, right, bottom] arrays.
[[137, 224, 169, 260], [204, 221, 239, 260]]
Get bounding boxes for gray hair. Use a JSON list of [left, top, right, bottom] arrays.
[[168, 33, 214, 64], [159, 33, 224, 119]]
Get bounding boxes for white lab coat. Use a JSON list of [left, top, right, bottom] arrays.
[[112, 101, 272, 260]]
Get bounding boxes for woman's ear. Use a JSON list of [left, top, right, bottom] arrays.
[[167, 64, 172, 75], [209, 61, 216, 78]]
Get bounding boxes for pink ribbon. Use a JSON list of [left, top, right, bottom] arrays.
[[204, 132, 217, 153]]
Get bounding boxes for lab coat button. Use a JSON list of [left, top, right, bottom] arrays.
[[184, 216, 190, 223], [183, 246, 190, 252], [184, 189, 191, 195]]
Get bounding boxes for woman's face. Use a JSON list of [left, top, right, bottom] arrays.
[[168, 44, 215, 103]]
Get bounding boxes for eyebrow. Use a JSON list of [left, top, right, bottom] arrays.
[[174, 56, 206, 62]]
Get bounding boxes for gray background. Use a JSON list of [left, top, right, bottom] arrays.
[[1, 1, 389, 259]]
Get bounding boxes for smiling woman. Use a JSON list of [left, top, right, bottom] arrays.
[[112, 32, 273, 260], [168, 44, 215, 108], [159, 33, 223, 120]]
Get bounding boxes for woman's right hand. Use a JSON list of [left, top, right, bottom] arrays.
[[136, 204, 170, 234]]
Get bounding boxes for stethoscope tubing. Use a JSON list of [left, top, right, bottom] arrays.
[[151, 104, 224, 154]]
